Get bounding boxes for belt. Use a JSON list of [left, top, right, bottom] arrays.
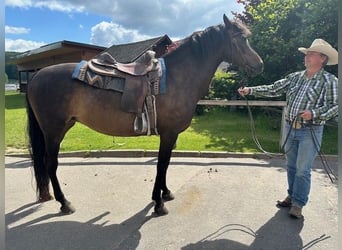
[[286, 120, 322, 129]]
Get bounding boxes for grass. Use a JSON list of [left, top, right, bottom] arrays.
[[5, 91, 338, 154]]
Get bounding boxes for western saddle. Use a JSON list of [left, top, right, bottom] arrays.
[[85, 50, 162, 135]]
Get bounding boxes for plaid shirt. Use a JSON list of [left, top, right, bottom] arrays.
[[250, 69, 338, 124]]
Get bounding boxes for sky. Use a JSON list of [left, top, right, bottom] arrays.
[[5, 0, 244, 52]]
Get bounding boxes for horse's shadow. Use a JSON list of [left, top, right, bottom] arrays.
[[182, 209, 305, 250], [6, 202, 155, 250]]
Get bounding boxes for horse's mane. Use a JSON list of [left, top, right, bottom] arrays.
[[164, 20, 251, 59], [232, 20, 251, 36], [164, 26, 221, 59]]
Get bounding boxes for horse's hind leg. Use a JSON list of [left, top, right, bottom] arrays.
[[152, 133, 177, 215], [45, 137, 75, 214]]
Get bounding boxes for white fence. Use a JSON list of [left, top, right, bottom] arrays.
[[5, 84, 19, 91]]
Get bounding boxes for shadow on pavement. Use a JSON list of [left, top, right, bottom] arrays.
[[182, 208, 332, 249], [181, 208, 334, 250], [6, 202, 155, 250]]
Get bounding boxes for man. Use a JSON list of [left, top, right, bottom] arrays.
[[238, 39, 338, 219]]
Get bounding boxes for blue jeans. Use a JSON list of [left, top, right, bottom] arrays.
[[283, 123, 324, 208]]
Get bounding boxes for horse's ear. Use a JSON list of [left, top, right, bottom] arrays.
[[223, 14, 232, 28]]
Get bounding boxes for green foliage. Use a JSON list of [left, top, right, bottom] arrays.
[[195, 70, 243, 114], [295, 0, 338, 68], [234, 0, 338, 85], [207, 70, 240, 100]]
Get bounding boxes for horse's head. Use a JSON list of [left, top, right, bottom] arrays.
[[222, 14, 263, 75]]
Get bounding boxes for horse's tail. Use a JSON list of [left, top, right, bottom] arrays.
[[26, 93, 49, 199]]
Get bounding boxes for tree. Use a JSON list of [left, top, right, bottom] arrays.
[[234, 0, 338, 85]]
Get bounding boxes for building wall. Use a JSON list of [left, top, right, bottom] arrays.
[[16, 48, 104, 92]]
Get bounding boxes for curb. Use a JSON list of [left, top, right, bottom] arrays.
[[5, 150, 338, 160], [5, 150, 284, 159]]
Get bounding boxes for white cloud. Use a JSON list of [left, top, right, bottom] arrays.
[[85, 0, 239, 37], [5, 38, 46, 52], [5, 0, 244, 50], [5, 0, 32, 7], [5, 0, 85, 12], [87, 0, 243, 46], [5, 25, 30, 34], [6, 0, 243, 37], [90, 21, 151, 46]]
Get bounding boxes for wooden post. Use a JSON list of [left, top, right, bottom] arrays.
[[280, 106, 287, 150]]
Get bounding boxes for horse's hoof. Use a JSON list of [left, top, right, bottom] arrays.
[[162, 191, 175, 201], [154, 203, 169, 216], [60, 202, 75, 214]]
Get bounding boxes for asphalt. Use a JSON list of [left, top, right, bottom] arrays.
[[5, 152, 338, 250]]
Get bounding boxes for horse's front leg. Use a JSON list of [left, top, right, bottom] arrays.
[[152, 133, 177, 215]]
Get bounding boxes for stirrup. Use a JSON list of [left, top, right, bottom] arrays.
[[134, 113, 147, 134]]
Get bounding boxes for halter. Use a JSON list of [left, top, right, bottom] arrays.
[[229, 31, 248, 71]]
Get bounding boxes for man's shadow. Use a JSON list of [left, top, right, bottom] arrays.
[[182, 209, 305, 250], [6, 201, 155, 250]]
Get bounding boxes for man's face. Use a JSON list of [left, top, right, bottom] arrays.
[[304, 51, 327, 68]]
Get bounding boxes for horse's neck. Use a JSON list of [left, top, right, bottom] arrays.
[[166, 34, 224, 99]]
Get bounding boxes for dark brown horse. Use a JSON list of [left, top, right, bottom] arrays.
[[26, 14, 263, 216]]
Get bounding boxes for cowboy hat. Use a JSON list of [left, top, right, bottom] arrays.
[[298, 38, 338, 65]]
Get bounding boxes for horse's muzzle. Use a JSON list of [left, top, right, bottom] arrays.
[[245, 61, 264, 75]]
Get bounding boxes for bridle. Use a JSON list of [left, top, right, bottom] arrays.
[[229, 30, 249, 72]]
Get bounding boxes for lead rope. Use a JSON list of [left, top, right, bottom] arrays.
[[239, 74, 337, 183], [243, 95, 283, 157], [238, 74, 282, 158], [310, 126, 338, 183]]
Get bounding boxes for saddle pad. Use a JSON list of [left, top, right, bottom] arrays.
[[72, 60, 125, 92], [72, 58, 167, 95], [72, 60, 147, 113]]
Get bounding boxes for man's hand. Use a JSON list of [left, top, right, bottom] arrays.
[[238, 87, 250, 97], [299, 110, 313, 121]]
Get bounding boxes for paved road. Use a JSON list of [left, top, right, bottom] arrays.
[[5, 155, 338, 250]]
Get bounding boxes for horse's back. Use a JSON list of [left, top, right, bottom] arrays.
[[28, 63, 81, 114], [29, 63, 78, 91], [27, 62, 138, 136]]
